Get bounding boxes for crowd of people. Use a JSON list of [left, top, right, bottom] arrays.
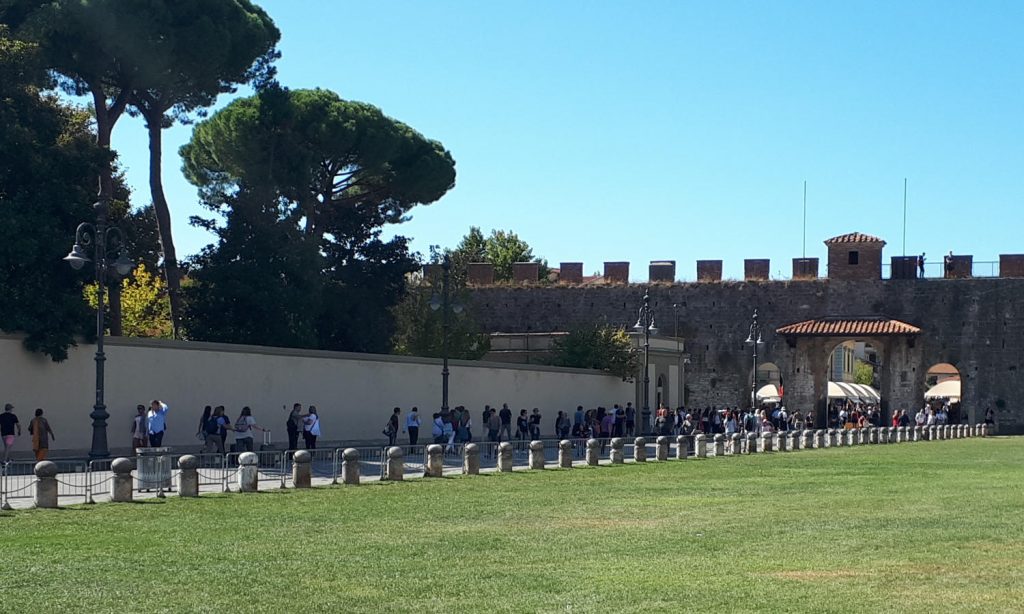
[[0, 396, 997, 461]]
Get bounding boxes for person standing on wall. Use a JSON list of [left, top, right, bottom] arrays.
[[286, 403, 302, 450], [28, 408, 55, 461], [385, 407, 401, 447], [1, 404, 21, 462], [303, 407, 320, 449], [147, 399, 169, 447], [405, 407, 421, 447], [131, 405, 148, 450]]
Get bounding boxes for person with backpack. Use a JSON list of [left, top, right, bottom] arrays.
[[233, 407, 266, 452], [384, 407, 400, 446], [285, 403, 303, 450], [498, 404, 513, 442], [431, 412, 446, 444], [202, 406, 228, 454]]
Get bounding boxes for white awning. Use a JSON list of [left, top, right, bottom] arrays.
[[925, 379, 961, 401], [828, 381, 880, 401], [756, 384, 781, 401]]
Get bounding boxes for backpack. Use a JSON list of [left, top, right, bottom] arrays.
[[205, 416, 220, 435]]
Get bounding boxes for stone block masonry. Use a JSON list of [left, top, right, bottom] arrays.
[[467, 277, 1024, 433]]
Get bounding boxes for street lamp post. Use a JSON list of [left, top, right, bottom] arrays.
[[64, 197, 135, 459], [634, 289, 658, 435], [429, 256, 462, 412], [745, 308, 765, 428]]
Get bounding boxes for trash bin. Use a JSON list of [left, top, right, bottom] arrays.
[[135, 447, 172, 491]]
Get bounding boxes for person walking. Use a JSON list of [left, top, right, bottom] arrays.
[[405, 407, 421, 446], [385, 407, 401, 447], [233, 407, 265, 452], [131, 405, 148, 450], [28, 408, 55, 461], [1, 404, 21, 462], [286, 403, 303, 451], [202, 406, 228, 454], [303, 407, 321, 449], [147, 399, 169, 447], [486, 408, 501, 443], [516, 410, 529, 441], [215, 405, 232, 451]]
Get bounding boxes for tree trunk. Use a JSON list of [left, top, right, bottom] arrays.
[[92, 88, 125, 335], [145, 115, 184, 339]]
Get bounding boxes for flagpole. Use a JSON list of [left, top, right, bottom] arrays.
[[802, 180, 807, 259], [902, 178, 908, 256]]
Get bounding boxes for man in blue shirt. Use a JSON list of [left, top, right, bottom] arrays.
[[147, 400, 169, 446]]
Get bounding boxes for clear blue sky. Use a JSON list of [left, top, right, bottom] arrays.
[[105, 0, 1023, 280]]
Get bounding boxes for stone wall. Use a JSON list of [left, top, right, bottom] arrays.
[[467, 278, 1024, 433]]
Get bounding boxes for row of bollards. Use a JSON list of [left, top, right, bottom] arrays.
[[28, 423, 992, 507]]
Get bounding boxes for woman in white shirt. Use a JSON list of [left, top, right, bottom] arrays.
[[234, 406, 266, 452], [302, 406, 321, 449]]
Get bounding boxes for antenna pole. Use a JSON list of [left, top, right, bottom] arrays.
[[902, 178, 908, 256], [802, 180, 807, 258]]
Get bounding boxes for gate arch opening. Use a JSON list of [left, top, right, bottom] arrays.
[[923, 363, 963, 424], [824, 340, 883, 428]]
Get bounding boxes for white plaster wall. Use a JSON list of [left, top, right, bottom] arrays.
[[0, 335, 633, 455]]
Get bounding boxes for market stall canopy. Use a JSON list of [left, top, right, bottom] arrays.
[[925, 379, 961, 401], [828, 381, 881, 402], [756, 384, 781, 401]]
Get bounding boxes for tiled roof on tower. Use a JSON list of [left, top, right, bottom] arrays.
[[823, 232, 886, 245]]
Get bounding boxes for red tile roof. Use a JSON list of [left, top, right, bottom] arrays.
[[776, 318, 920, 336], [823, 232, 886, 245]]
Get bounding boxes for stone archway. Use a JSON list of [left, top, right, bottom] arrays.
[[776, 317, 922, 427]]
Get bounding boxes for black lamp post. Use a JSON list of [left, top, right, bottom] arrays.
[[634, 289, 658, 435], [429, 256, 462, 412], [64, 197, 135, 459], [745, 308, 765, 422]]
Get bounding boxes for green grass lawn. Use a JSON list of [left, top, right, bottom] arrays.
[[2, 438, 1022, 613]]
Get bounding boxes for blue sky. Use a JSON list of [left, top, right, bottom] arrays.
[[105, 0, 1023, 280]]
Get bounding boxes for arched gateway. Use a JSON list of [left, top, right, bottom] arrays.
[[775, 317, 922, 427]]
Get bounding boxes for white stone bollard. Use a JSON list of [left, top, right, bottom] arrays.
[[888, 427, 897, 443], [713, 434, 726, 456], [634, 437, 647, 462], [610, 438, 625, 464], [109, 457, 134, 502], [463, 443, 480, 475], [790, 431, 801, 451], [844, 429, 855, 446], [746, 433, 758, 454], [695, 434, 707, 458], [656, 436, 670, 461], [760, 432, 772, 453], [776, 432, 788, 452], [802, 430, 814, 449], [980, 423, 989, 437], [938, 426, 946, 440], [342, 448, 361, 484], [498, 442, 514, 472], [292, 450, 312, 488], [868, 428, 877, 444], [238, 452, 259, 492], [385, 446, 405, 480], [676, 435, 689, 460], [825, 429, 837, 448], [558, 440, 573, 468], [34, 461, 58, 509], [178, 455, 199, 497], [814, 430, 825, 449], [425, 444, 444, 477], [529, 440, 545, 470], [730, 433, 742, 455], [835, 429, 845, 447], [586, 439, 600, 466]]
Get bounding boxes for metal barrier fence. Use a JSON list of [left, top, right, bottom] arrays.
[[1, 461, 38, 509]]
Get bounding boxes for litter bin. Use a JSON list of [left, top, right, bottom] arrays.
[[135, 447, 172, 492]]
